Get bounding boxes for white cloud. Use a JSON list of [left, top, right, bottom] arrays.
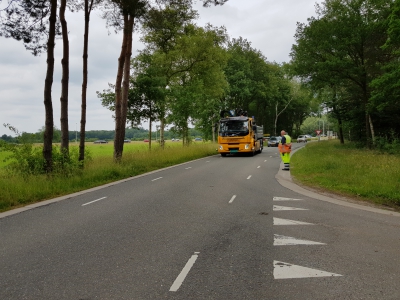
[[0, 0, 318, 136]]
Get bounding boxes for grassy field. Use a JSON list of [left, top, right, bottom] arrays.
[[291, 140, 400, 210], [0, 141, 217, 212]]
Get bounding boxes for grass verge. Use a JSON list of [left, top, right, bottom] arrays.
[[0, 142, 217, 212], [291, 140, 400, 210]]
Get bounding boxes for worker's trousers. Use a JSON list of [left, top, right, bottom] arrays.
[[280, 152, 290, 170]]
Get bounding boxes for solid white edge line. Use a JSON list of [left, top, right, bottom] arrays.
[[170, 253, 199, 292], [152, 177, 163, 181], [247, 175, 252, 179], [229, 195, 237, 203], [82, 197, 107, 206]]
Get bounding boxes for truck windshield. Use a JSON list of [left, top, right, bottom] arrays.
[[219, 121, 249, 137]]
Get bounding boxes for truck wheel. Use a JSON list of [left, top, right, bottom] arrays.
[[221, 153, 227, 157]]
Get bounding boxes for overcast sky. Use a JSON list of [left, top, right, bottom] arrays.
[[0, 0, 319, 137]]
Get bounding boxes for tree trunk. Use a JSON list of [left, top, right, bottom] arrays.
[[369, 114, 375, 145], [114, 14, 129, 162], [59, 0, 69, 159], [148, 118, 152, 150], [119, 15, 134, 155], [333, 105, 345, 144], [212, 122, 215, 142], [79, 0, 94, 162], [114, 14, 134, 162], [160, 118, 165, 149], [43, 0, 58, 173]]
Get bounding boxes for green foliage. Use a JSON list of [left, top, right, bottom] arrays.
[[374, 130, 400, 155], [0, 140, 92, 177], [290, 0, 398, 146]]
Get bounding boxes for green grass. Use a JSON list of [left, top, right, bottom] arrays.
[[291, 140, 400, 209], [0, 141, 217, 212]]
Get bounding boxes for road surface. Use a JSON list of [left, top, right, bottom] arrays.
[[1, 144, 400, 299]]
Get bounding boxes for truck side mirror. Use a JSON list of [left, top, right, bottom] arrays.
[[252, 125, 257, 131]]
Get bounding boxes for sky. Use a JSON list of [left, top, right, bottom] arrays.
[[0, 0, 319, 137]]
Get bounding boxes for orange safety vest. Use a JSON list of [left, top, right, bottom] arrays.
[[278, 135, 292, 153]]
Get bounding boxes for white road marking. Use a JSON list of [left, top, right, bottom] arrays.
[[273, 261, 342, 279], [206, 161, 210, 163], [273, 217, 315, 225], [273, 205, 309, 211], [257, 166, 260, 168], [82, 197, 107, 206], [152, 177, 163, 181], [273, 197, 303, 201], [274, 234, 326, 246], [264, 160, 267, 162], [247, 175, 252, 179], [229, 195, 237, 204], [185, 167, 192, 169], [170, 252, 199, 292]]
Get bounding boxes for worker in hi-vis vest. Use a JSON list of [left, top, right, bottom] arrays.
[[278, 130, 292, 171]]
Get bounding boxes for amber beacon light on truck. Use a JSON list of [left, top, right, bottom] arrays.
[[218, 109, 264, 157]]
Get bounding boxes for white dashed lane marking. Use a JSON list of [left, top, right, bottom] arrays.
[[229, 195, 237, 204], [170, 252, 200, 292], [82, 197, 107, 206]]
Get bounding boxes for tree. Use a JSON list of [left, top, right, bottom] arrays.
[[290, 0, 393, 147], [101, 0, 229, 160], [1, 0, 62, 171], [59, 0, 70, 159], [79, 0, 99, 162]]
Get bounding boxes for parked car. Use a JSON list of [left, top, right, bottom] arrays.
[[143, 139, 149, 142], [124, 139, 131, 143], [194, 138, 202, 141], [297, 135, 307, 143], [267, 136, 280, 147], [93, 140, 108, 144]]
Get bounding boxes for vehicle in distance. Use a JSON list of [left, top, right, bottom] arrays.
[[297, 135, 307, 143], [194, 138, 202, 141], [143, 139, 149, 142], [93, 140, 108, 144], [218, 109, 264, 156], [124, 139, 131, 143], [267, 136, 280, 147]]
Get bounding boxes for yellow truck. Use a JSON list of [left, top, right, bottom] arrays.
[[217, 111, 264, 157]]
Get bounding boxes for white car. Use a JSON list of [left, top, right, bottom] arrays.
[[297, 135, 307, 143]]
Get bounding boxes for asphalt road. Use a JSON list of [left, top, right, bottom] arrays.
[[1, 144, 400, 300]]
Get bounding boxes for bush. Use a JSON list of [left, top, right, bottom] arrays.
[[375, 131, 400, 155], [0, 140, 92, 177]]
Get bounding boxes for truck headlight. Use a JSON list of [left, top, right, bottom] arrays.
[[219, 145, 223, 150], [245, 144, 250, 149]]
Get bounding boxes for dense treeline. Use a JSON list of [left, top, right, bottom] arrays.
[[0, 128, 203, 144], [290, 0, 400, 147]]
